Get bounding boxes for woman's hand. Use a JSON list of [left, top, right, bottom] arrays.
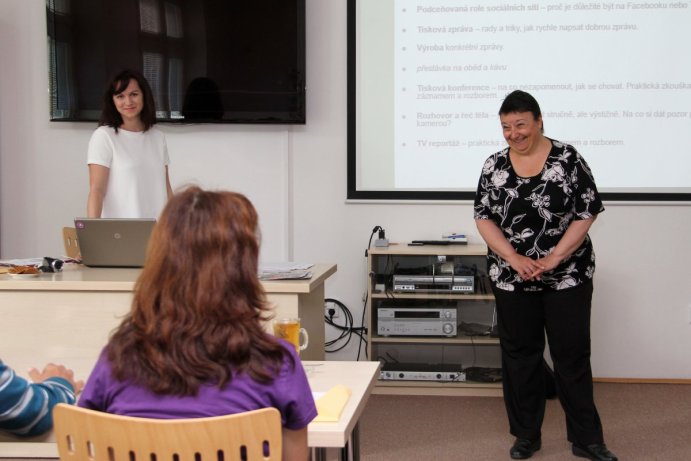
[[476, 217, 598, 282], [533, 253, 562, 275], [29, 363, 85, 394], [532, 218, 597, 278], [506, 253, 546, 281], [477, 219, 546, 280]]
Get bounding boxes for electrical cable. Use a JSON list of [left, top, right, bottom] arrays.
[[323, 226, 384, 359], [357, 290, 368, 360], [324, 298, 368, 356], [355, 226, 386, 359], [365, 225, 382, 257]]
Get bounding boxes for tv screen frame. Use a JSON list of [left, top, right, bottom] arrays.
[[46, 0, 306, 124]]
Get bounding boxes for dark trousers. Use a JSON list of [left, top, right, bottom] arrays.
[[493, 281, 604, 445]]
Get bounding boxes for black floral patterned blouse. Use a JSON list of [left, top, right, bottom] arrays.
[[474, 138, 604, 292]]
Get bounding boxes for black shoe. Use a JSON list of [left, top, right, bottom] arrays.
[[510, 438, 541, 459], [572, 443, 618, 461]]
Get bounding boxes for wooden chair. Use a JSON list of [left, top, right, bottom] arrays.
[[52, 404, 282, 461], [61, 227, 80, 259]]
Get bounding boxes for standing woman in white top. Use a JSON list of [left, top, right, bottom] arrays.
[[87, 69, 173, 218]]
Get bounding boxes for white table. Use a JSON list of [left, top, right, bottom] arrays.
[[305, 360, 381, 461], [0, 360, 380, 461]]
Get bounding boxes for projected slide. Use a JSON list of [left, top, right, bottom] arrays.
[[353, 0, 691, 198]]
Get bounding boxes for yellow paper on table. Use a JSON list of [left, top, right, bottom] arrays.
[[313, 385, 351, 422]]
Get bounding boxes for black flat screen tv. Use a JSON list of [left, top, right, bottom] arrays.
[[46, 0, 306, 124]]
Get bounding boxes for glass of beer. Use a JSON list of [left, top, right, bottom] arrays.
[[273, 318, 309, 355]]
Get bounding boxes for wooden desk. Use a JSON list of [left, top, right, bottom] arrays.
[[0, 262, 335, 404], [0, 360, 379, 461]]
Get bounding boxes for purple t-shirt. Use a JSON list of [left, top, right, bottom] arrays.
[[79, 339, 317, 430]]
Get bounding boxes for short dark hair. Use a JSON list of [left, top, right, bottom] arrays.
[[98, 69, 157, 132], [499, 90, 544, 132]]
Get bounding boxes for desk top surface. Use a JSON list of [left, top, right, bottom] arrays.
[[0, 263, 336, 293], [0, 360, 381, 456], [305, 360, 381, 447]]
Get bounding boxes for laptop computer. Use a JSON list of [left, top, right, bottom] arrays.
[[74, 218, 156, 268]]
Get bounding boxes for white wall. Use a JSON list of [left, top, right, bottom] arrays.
[[1, 0, 690, 379]]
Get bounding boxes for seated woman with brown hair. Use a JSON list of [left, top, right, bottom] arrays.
[[79, 186, 316, 461]]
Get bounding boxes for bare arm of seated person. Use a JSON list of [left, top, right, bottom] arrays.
[[282, 427, 309, 461]]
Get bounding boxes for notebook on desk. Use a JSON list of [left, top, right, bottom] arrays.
[[74, 218, 156, 267]]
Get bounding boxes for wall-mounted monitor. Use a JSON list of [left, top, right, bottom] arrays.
[[348, 0, 691, 201], [46, 0, 306, 124]]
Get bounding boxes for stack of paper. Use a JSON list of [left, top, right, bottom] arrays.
[[260, 270, 312, 281], [312, 385, 351, 422], [259, 262, 314, 281]]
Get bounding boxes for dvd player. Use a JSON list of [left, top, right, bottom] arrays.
[[379, 363, 465, 382], [393, 274, 474, 293]]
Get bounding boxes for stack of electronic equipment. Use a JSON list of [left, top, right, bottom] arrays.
[[379, 261, 476, 338], [376, 256, 501, 383], [392, 261, 475, 294]]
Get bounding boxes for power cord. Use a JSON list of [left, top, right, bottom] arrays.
[[323, 226, 387, 359], [358, 288, 368, 360], [365, 225, 389, 257], [324, 298, 368, 358], [365, 226, 380, 257]]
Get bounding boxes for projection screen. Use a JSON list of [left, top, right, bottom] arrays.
[[347, 0, 691, 201]]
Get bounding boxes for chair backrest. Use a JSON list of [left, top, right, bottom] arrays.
[[52, 404, 282, 461], [62, 227, 80, 259]]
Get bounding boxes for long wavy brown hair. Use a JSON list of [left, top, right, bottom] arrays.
[[107, 186, 290, 396]]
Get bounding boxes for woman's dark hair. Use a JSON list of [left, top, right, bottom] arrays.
[[499, 90, 544, 132], [98, 69, 157, 132], [107, 186, 291, 396]]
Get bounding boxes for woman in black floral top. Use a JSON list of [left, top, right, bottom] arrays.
[[474, 91, 617, 461]]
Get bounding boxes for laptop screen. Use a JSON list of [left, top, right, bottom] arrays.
[[74, 218, 156, 268]]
